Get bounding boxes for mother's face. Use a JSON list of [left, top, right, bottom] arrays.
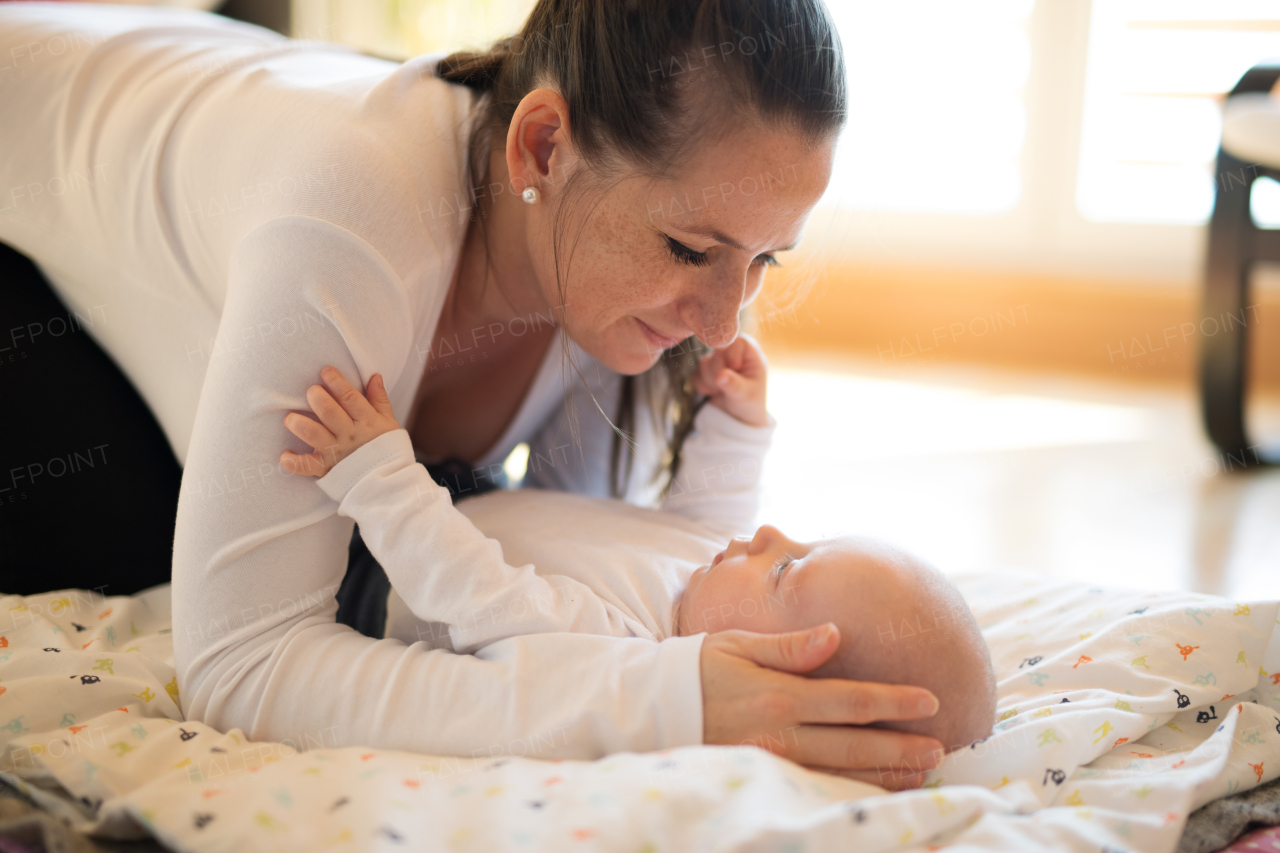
[[530, 124, 834, 376]]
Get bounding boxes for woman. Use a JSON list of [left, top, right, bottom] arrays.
[[0, 0, 944, 788]]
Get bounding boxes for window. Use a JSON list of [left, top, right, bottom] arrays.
[[1076, 1, 1280, 225], [292, 0, 1280, 280], [821, 0, 1033, 215], [291, 0, 535, 59], [1252, 176, 1280, 228]]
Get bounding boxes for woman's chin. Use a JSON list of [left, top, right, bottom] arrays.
[[569, 317, 677, 375], [593, 342, 664, 376]]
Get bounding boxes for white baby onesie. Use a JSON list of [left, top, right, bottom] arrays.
[[386, 489, 726, 650], [317, 403, 775, 653]]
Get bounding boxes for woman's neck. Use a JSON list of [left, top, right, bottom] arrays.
[[443, 145, 553, 333]]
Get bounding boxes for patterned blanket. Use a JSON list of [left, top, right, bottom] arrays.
[[1, 574, 1277, 852]]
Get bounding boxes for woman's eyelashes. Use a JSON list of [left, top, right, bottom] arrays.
[[664, 236, 711, 267], [663, 235, 782, 269]]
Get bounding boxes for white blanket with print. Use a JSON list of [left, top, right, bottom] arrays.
[[1, 575, 1278, 853]]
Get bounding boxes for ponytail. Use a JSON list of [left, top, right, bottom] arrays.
[[437, 37, 513, 93]]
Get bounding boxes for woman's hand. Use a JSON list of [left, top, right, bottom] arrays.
[[693, 333, 768, 428], [700, 623, 945, 790], [280, 366, 400, 477]]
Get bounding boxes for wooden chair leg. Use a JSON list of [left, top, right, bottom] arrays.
[[1198, 60, 1280, 467], [1199, 149, 1260, 463]]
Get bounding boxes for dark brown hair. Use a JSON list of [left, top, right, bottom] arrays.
[[436, 0, 846, 498]]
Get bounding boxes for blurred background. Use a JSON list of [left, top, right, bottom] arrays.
[[217, 0, 1280, 382], [205, 0, 1280, 595]]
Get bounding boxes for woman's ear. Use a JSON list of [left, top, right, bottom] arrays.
[[506, 88, 576, 197]]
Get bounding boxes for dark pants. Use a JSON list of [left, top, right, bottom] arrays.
[[336, 459, 506, 639], [0, 241, 503, 620], [0, 242, 182, 594]]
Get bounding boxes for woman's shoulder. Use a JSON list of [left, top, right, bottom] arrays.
[[186, 46, 479, 278], [350, 58, 483, 259]]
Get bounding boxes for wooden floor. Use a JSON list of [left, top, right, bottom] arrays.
[[758, 350, 1280, 600]]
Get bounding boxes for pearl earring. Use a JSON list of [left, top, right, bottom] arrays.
[[521, 186, 540, 205]]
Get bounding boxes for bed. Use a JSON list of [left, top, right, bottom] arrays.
[[2, 573, 1277, 853]]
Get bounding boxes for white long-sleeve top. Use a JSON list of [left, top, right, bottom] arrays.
[[316, 405, 774, 653], [0, 4, 772, 759], [386, 489, 724, 652]]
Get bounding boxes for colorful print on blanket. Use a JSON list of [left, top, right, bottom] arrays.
[[0, 584, 180, 736], [0, 577, 1276, 853]]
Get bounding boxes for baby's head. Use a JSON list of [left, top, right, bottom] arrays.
[[677, 525, 996, 752]]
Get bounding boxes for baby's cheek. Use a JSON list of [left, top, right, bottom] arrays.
[[693, 588, 795, 635]]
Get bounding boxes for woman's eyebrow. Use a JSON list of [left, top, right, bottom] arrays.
[[677, 224, 800, 254]]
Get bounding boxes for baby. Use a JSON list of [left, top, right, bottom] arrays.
[[408, 489, 995, 754], [280, 344, 996, 754], [678, 526, 997, 752]]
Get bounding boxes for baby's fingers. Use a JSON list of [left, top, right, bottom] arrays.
[[692, 372, 718, 397], [279, 449, 330, 477], [283, 411, 337, 452], [724, 333, 766, 377], [306, 382, 354, 434], [320, 366, 377, 423], [713, 367, 752, 398], [692, 356, 719, 396]]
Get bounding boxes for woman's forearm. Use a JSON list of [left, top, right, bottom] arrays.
[[184, 611, 705, 758]]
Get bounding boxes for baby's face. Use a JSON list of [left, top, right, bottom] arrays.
[[677, 524, 843, 636], [677, 525, 999, 752]]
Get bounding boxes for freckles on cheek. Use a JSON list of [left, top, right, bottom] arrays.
[[576, 247, 677, 326]]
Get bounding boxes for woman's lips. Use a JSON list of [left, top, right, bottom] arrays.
[[636, 318, 682, 350], [711, 549, 725, 567]]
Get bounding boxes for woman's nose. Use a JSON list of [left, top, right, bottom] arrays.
[[681, 272, 744, 348]]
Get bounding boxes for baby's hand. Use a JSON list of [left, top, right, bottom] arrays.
[[693, 333, 769, 428], [280, 366, 400, 477]]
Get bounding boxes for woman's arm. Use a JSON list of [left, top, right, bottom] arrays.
[[314, 427, 659, 649], [171, 217, 702, 753], [233, 622, 705, 760]]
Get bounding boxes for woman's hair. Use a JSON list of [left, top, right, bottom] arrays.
[[436, 0, 846, 498]]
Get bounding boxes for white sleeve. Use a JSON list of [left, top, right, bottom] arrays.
[[316, 429, 657, 648], [521, 361, 774, 540], [658, 404, 776, 541], [172, 217, 704, 756]]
